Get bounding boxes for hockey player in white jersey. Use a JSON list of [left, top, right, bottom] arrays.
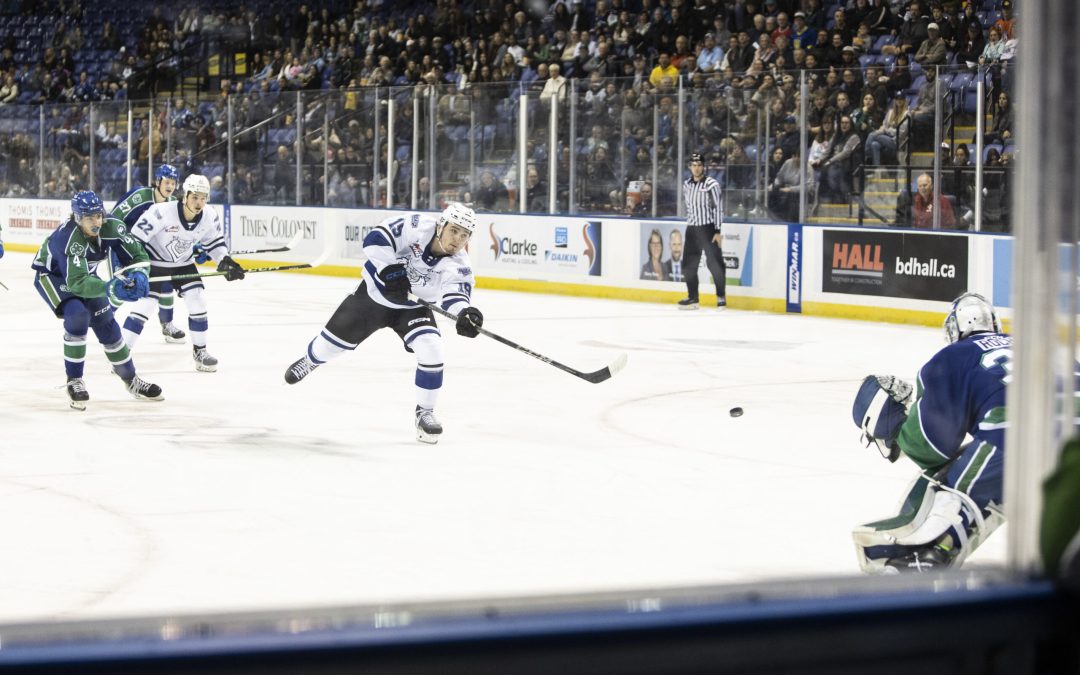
[[121, 174, 247, 371], [283, 202, 484, 444]]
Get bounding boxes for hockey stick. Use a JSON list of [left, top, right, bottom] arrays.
[[418, 299, 628, 384], [228, 229, 305, 256], [147, 248, 331, 282], [0, 279, 8, 290]]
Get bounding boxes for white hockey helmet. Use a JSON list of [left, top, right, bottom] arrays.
[[944, 292, 1001, 344], [437, 202, 477, 235], [183, 174, 211, 196]]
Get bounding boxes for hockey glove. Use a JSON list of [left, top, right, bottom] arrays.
[[852, 375, 911, 463], [192, 243, 210, 264], [456, 306, 484, 338], [217, 255, 246, 281], [378, 263, 410, 304], [108, 269, 150, 302]]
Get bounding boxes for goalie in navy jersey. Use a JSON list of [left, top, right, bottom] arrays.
[[30, 191, 164, 409], [284, 202, 484, 444], [852, 292, 1015, 573]]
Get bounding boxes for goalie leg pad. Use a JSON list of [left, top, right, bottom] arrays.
[[853, 375, 910, 462], [853, 475, 1004, 573]]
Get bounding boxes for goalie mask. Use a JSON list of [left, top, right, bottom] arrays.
[[944, 292, 1001, 344]]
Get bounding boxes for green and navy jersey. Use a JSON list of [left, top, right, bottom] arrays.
[[111, 186, 175, 229], [897, 332, 1011, 472], [31, 216, 148, 299]]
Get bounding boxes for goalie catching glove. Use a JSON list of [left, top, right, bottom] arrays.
[[217, 255, 246, 281], [456, 306, 484, 338], [107, 269, 150, 302], [378, 263, 410, 304], [852, 375, 913, 462]]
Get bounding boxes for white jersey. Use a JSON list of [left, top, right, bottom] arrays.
[[130, 201, 228, 268], [363, 211, 475, 313]]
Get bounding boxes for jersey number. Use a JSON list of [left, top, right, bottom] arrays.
[[388, 218, 404, 237], [136, 220, 154, 236], [980, 348, 1014, 385]]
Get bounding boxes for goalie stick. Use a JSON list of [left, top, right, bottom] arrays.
[[418, 299, 628, 384]]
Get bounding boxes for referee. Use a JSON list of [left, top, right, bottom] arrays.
[[680, 153, 726, 310]]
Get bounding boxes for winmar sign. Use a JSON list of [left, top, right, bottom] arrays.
[[823, 229, 967, 301]]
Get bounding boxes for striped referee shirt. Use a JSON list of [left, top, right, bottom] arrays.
[[684, 175, 723, 231]]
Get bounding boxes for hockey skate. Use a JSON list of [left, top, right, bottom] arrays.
[[715, 296, 727, 311], [123, 375, 164, 401], [161, 322, 186, 344], [193, 346, 218, 372], [415, 406, 443, 444], [677, 297, 700, 310], [66, 377, 89, 411], [284, 356, 319, 384]]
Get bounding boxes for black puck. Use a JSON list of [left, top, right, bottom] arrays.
[[729, 407, 743, 417]]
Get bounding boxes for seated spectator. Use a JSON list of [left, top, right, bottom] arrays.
[[0, 74, 18, 104], [474, 170, 508, 211], [770, 145, 808, 222], [882, 0, 929, 57], [865, 96, 910, 167], [914, 22, 947, 67], [814, 115, 862, 201], [983, 90, 1013, 146], [911, 172, 956, 229]]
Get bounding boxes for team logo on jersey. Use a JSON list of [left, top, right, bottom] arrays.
[[457, 267, 472, 276], [115, 224, 127, 234], [131, 193, 144, 205], [69, 243, 85, 256], [410, 243, 423, 257]]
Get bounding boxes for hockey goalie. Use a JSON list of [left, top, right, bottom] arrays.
[[851, 292, 1010, 573]]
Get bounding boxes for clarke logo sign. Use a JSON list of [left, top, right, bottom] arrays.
[[489, 224, 539, 265]]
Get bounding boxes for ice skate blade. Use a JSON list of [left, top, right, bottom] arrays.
[[195, 363, 217, 372], [678, 304, 699, 311], [69, 400, 86, 411], [416, 428, 441, 444], [163, 334, 187, 344]]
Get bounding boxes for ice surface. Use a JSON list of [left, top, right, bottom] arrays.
[[0, 251, 1004, 622]]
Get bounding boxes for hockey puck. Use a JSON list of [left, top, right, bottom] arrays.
[[729, 407, 743, 417]]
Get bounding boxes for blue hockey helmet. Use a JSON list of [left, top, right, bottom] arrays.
[[154, 163, 180, 183], [71, 191, 105, 222]]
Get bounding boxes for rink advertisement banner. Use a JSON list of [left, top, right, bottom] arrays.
[[227, 205, 325, 258], [786, 224, 802, 313], [637, 222, 754, 287], [475, 216, 602, 276], [822, 229, 967, 301], [0, 199, 68, 243]]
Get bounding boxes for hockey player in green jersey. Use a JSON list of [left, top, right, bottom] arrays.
[[110, 164, 185, 342], [31, 191, 164, 409]]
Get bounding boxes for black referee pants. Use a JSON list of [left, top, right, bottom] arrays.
[[683, 225, 726, 301]]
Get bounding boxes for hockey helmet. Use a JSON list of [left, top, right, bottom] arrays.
[[71, 190, 105, 222], [437, 202, 477, 235], [183, 174, 211, 196], [155, 163, 180, 183], [944, 292, 1001, 344]]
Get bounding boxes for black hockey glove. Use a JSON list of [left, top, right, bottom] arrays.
[[456, 306, 484, 338], [217, 255, 246, 281], [378, 263, 410, 304]]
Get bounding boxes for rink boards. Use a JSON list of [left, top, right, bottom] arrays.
[[0, 198, 1014, 327]]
